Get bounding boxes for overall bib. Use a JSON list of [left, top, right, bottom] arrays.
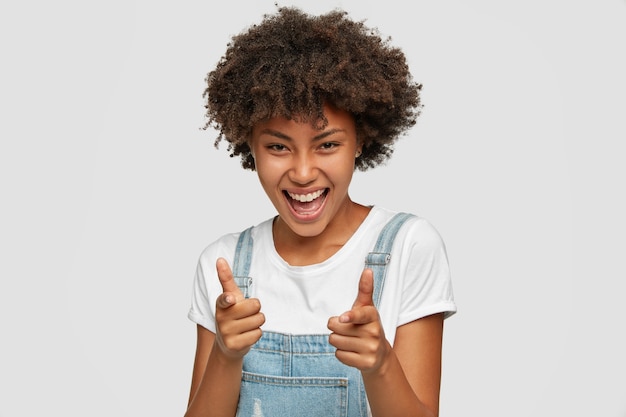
[[231, 212, 414, 417]]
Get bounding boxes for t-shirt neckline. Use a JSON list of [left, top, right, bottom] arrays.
[[261, 205, 382, 273]]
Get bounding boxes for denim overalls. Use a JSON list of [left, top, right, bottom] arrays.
[[231, 212, 414, 417]]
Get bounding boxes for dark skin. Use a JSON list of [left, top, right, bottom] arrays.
[[203, 7, 421, 172], [186, 259, 264, 416], [271, 203, 370, 266], [186, 260, 444, 417], [185, 108, 445, 417]]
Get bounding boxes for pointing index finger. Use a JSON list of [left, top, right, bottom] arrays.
[[352, 268, 375, 308], [216, 257, 244, 302]]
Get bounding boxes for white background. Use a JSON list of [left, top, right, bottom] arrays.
[[1, 0, 625, 416]]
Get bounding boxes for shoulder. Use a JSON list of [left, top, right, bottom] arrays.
[[372, 206, 447, 251], [197, 217, 274, 266], [404, 216, 447, 251]]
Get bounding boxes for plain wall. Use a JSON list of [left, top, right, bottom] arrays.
[[1, 0, 625, 415]]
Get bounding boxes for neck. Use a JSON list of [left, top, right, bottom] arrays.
[[273, 201, 370, 266]]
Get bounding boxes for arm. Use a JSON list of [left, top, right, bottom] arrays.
[[185, 258, 265, 417], [363, 313, 444, 417], [185, 325, 243, 417], [328, 268, 445, 417]]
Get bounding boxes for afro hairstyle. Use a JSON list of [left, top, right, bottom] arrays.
[[203, 6, 422, 171]]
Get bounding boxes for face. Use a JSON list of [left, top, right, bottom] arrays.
[[250, 104, 361, 239]]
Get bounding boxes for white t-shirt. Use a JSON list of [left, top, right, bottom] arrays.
[[188, 206, 456, 346]]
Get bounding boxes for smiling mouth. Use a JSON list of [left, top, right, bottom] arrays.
[[284, 189, 328, 215]]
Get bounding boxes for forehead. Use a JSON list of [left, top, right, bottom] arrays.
[[253, 104, 355, 136]]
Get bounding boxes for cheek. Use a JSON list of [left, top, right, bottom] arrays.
[[255, 158, 284, 190], [255, 156, 277, 174], [321, 159, 355, 187]]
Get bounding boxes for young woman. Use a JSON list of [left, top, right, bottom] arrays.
[[185, 7, 456, 417]]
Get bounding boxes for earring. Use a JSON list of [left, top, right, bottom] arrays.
[[355, 150, 362, 158]]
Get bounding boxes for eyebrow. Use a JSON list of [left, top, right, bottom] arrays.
[[258, 128, 346, 141]]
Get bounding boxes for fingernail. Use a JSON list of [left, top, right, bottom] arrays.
[[339, 314, 349, 323], [225, 295, 233, 304]]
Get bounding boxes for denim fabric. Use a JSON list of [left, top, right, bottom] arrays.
[[238, 331, 361, 417], [365, 212, 414, 307], [232, 213, 414, 417]]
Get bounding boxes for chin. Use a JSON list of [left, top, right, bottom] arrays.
[[282, 217, 328, 238]]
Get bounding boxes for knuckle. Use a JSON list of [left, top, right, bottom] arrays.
[[364, 356, 377, 370], [365, 340, 379, 354], [216, 322, 233, 337], [364, 326, 380, 338], [327, 319, 336, 331]]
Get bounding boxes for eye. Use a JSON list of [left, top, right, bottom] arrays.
[[267, 143, 287, 152], [319, 142, 339, 150]]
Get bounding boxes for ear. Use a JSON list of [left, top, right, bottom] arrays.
[[355, 143, 363, 158]]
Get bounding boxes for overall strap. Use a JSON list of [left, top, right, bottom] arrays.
[[366, 212, 415, 308], [232, 226, 254, 298], [232, 213, 414, 302]]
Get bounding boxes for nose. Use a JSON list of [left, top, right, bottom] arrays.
[[288, 152, 318, 185]]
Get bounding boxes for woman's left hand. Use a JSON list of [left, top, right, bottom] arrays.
[[327, 268, 392, 375]]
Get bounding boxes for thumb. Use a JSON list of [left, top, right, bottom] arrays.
[[216, 257, 244, 304], [352, 268, 375, 308]]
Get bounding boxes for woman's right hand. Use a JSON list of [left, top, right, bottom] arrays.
[[214, 257, 265, 360]]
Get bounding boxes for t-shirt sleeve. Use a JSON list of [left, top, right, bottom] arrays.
[[397, 218, 457, 326], [187, 234, 239, 333], [187, 252, 217, 333]]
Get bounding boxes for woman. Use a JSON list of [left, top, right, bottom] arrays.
[[186, 7, 456, 417]]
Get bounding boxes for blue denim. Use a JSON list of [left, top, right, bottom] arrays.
[[232, 212, 414, 417]]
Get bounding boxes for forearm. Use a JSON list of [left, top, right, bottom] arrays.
[[185, 345, 243, 417], [362, 348, 437, 417]]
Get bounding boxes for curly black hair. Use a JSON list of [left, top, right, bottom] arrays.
[[203, 6, 422, 171]]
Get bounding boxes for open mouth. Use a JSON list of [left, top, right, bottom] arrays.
[[284, 188, 329, 217]]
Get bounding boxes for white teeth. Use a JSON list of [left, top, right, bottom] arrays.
[[288, 189, 325, 202]]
